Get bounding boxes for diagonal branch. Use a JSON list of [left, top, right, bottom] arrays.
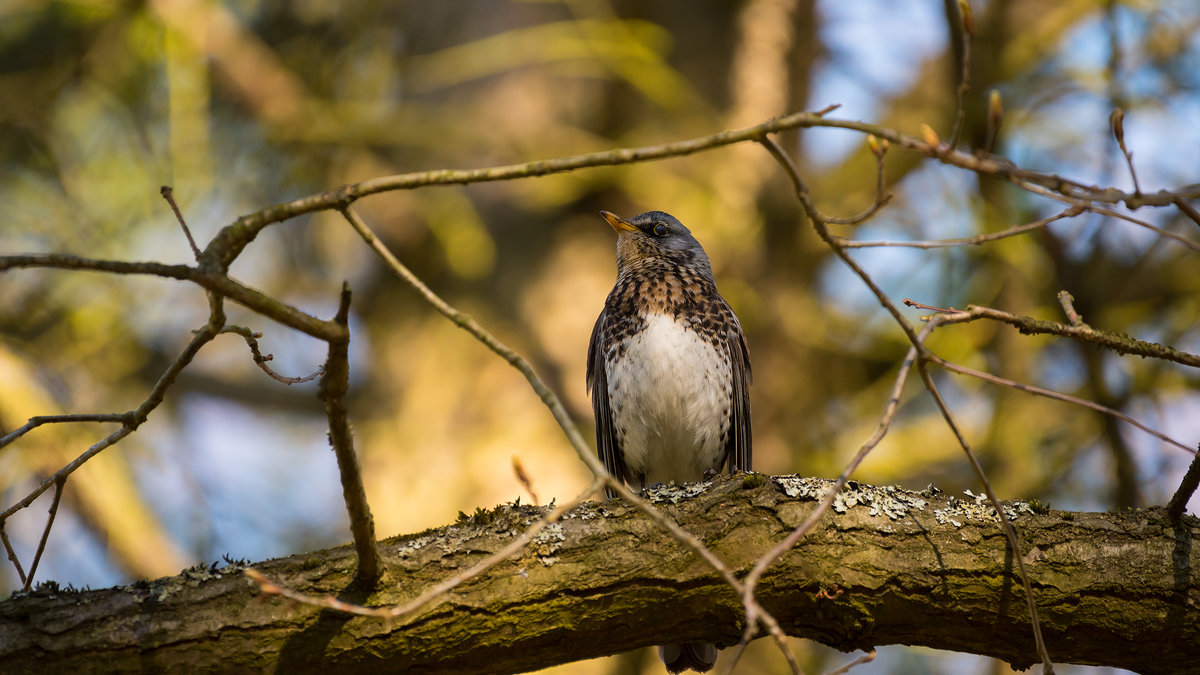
[[1167, 448, 1200, 522], [0, 297, 228, 522], [21, 478, 64, 591], [339, 207, 605, 478], [758, 133, 1056, 671], [928, 356, 1195, 456], [914, 357, 1053, 674]]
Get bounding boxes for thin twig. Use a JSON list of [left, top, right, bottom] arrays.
[[756, 136, 921, 344], [1083, 205, 1200, 252], [219, 325, 322, 384], [160, 186, 201, 261], [1, 413, 133, 450], [738, 343, 920, 652], [1172, 195, 1200, 232], [318, 283, 382, 585], [905, 298, 956, 312], [838, 206, 1082, 249], [1007, 183, 1200, 253], [604, 478, 801, 675], [947, 0, 974, 149], [929, 356, 1195, 456], [22, 478, 65, 590], [0, 524, 27, 586], [745, 135, 934, 673], [246, 479, 605, 627], [340, 207, 607, 479], [831, 120, 1200, 209], [1109, 109, 1141, 195], [1, 297, 228, 521], [915, 358, 1054, 673], [827, 138, 892, 226]]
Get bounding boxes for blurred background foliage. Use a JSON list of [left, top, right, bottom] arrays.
[[1, 0, 1199, 672]]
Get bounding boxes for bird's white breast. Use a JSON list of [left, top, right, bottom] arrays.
[[606, 312, 732, 485]]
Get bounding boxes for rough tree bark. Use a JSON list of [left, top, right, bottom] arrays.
[[1, 475, 1196, 674]]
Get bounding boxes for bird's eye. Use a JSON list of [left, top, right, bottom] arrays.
[[653, 223, 669, 236]]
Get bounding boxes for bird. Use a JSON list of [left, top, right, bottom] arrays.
[[586, 209, 752, 674]]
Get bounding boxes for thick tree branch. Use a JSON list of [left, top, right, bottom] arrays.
[[2, 477, 1196, 674]]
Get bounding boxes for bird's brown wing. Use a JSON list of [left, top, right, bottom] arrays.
[[723, 305, 753, 473], [586, 309, 627, 496]]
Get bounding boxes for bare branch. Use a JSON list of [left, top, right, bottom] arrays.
[[205, 109, 844, 270], [318, 283, 382, 585], [929, 356, 1195, 456], [826, 136, 892, 226], [0, 524, 26, 586], [1003, 184, 1200, 253], [1172, 195, 1200, 231], [1, 297, 227, 521], [339, 207, 606, 480], [219, 326, 322, 384], [838, 206, 1082, 249], [1109, 109, 1141, 195], [759, 132, 1056, 671], [934, 304, 1200, 369], [160, 185, 201, 261], [757, 135, 921, 345], [1167, 448, 1200, 522], [22, 478, 65, 590], [0, 413, 132, 450], [914, 359, 1054, 673], [947, 0, 974, 149], [0, 255, 348, 342]]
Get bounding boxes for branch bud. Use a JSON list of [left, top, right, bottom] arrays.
[[1109, 108, 1126, 146], [987, 90, 1003, 129], [957, 0, 975, 37], [867, 134, 889, 158], [920, 123, 941, 149]]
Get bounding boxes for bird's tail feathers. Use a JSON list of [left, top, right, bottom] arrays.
[[658, 641, 718, 673]]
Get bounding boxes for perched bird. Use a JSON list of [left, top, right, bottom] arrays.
[[586, 209, 752, 674]]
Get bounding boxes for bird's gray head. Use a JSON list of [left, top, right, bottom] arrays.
[[600, 210, 713, 277]]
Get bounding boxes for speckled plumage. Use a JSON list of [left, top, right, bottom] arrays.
[[586, 210, 751, 674], [587, 210, 752, 490]]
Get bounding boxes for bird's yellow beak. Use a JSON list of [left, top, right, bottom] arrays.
[[600, 210, 638, 233]]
